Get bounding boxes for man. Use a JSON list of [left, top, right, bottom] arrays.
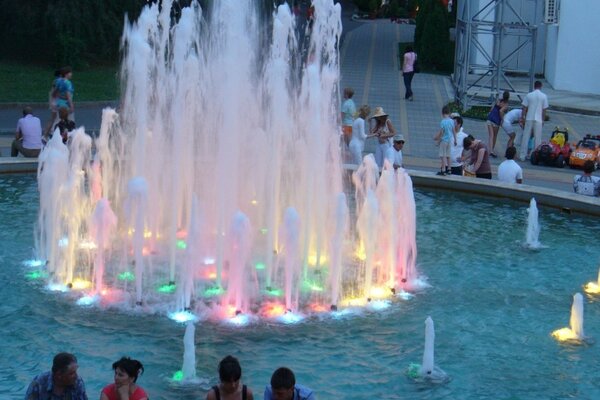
[[11, 106, 43, 158], [520, 81, 548, 160], [501, 108, 523, 150], [264, 367, 315, 400], [497, 146, 523, 184], [573, 160, 600, 197], [384, 134, 405, 169], [449, 114, 468, 175], [25, 352, 88, 400]]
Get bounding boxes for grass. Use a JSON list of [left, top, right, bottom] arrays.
[[0, 62, 119, 103]]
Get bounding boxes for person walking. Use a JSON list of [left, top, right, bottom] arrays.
[[402, 45, 417, 101], [520, 81, 549, 160]]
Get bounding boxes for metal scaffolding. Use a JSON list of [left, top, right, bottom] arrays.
[[453, 0, 538, 110]]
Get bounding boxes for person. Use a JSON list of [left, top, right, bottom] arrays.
[[12, 106, 43, 158], [340, 88, 356, 147], [573, 160, 600, 197], [497, 146, 523, 184], [501, 108, 523, 150], [486, 90, 509, 158], [206, 355, 254, 400], [367, 107, 396, 169], [51, 106, 76, 144], [384, 134, 405, 169], [433, 105, 456, 176], [402, 45, 417, 101], [100, 356, 147, 400], [55, 66, 75, 122], [44, 69, 62, 136], [449, 114, 468, 175], [463, 136, 492, 179], [263, 367, 315, 400], [349, 105, 370, 165], [25, 352, 88, 400], [520, 80, 549, 161]]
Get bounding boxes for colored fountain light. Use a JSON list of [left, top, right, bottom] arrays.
[[26, 270, 48, 280], [78, 239, 97, 250], [168, 311, 197, 323], [171, 370, 184, 382], [118, 271, 135, 281], [23, 259, 45, 268], [552, 293, 586, 342], [584, 266, 600, 294], [158, 283, 177, 294]]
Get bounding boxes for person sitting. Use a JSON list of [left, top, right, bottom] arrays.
[[100, 356, 148, 400], [497, 146, 523, 184], [573, 160, 600, 197], [51, 106, 76, 144], [206, 355, 254, 400], [25, 352, 88, 400], [263, 367, 315, 400], [11, 106, 43, 158], [384, 134, 405, 169]]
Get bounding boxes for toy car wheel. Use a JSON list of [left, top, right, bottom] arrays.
[[530, 152, 539, 165], [556, 154, 565, 168]]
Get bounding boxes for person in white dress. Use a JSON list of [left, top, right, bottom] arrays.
[[349, 105, 370, 165]]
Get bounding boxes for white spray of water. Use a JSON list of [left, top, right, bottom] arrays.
[[125, 177, 148, 304], [421, 316, 435, 375], [329, 193, 349, 307], [280, 208, 301, 311], [570, 293, 585, 339], [182, 322, 196, 380], [356, 189, 379, 298], [89, 198, 117, 293], [223, 212, 253, 313], [525, 198, 541, 248]]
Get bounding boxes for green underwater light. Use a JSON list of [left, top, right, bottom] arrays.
[[260, 228, 268, 235], [176, 240, 187, 249], [265, 287, 282, 296], [158, 283, 176, 293], [172, 370, 184, 381], [204, 286, 224, 297], [118, 271, 135, 281], [255, 262, 266, 270], [26, 270, 48, 280]]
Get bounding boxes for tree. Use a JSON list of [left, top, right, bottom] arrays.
[[415, 0, 451, 71]]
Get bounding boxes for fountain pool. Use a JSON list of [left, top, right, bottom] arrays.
[[3, 174, 600, 399]]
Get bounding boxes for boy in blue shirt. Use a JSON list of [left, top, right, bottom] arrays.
[[434, 105, 457, 175]]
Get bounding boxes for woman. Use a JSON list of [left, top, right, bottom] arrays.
[[463, 136, 492, 179], [368, 107, 396, 169], [349, 105, 370, 165], [206, 355, 253, 400], [55, 66, 75, 122], [100, 357, 147, 400], [402, 46, 417, 101], [486, 90, 509, 158]]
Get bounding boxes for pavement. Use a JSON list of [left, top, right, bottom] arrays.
[[2, 2, 600, 197]]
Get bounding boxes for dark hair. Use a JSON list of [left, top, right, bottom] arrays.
[[405, 45, 413, 53], [22, 106, 33, 116], [505, 146, 516, 160], [534, 80, 542, 89], [60, 66, 72, 77], [218, 355, 242, 382], [270, 367, 295, 390], [52, 353, 77, 374], [463, 136, 474, 149], [501, 90, 510, 102], [112, 357, 144, 382], [343, 87, 354, 98], [583, 160, 595, 174], [442, 105, 450, 115], [453, 115, 463, 126], [54, 69, 61, 78]]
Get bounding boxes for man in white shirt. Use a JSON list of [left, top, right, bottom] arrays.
[[520, 81, 548, 160], [497, 146, 523, 184], [449, 114, 468, 175], [11, 106, 43, 158], [385, 134, 405, 169], [573, 160, 600, 197], [501, 108, 523, 150]]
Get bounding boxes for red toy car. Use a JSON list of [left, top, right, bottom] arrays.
[[530, 127, 571, 168]]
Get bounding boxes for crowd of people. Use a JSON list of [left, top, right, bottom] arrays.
[[25, 353, 315, 400], [11, 66, 76, 158]]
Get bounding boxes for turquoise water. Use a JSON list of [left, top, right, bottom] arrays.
[[2, 174, 600, 399]]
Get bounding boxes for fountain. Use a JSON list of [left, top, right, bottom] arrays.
[[31, 0, 421, 320], [407, 316, 449, 383], [584, 265, 600, 295], [525, 197, 542, 249], [552, 293, 587, 342]]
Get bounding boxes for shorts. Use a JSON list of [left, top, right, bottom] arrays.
[[502, 121, 515, 135], [438, 141, 451, 158], [342, 125, 352, 146], [486, 120, 499, 128]]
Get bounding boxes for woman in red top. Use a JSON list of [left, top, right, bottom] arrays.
[[100, 357, 148, 400]]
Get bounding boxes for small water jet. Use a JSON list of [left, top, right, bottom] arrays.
[[552, 293, 588, 343], [524, 198, 542, 249], [407, 316, 449, 383], [584, 265, 600, 295]]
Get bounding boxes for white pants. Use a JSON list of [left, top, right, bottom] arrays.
[[375, 141, 390, 169], [520, 120, 542, 160]]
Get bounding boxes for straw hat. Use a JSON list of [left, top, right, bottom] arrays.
[[371, 107, 388, 119]]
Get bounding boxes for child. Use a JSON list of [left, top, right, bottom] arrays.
[[434, 106, 456, 175]]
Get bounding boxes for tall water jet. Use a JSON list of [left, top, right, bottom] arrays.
[[407, 316, 449, 383], [280, 208, 301, 312], [552, 293, 586, 342], [177, 197, 202, 311], [222, 212, 253, 314], [356, 189, 378, 299], [89, 199, 117, 294], [329, 193, 349, 309], [525, 198, 541, 249], [125, 177, 148, 305], [177, 322, 197, 382]]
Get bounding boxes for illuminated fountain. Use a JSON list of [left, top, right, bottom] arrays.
[[32, 0, 423, 321], [552, 293, 587, 343], [524, 198, 542, 249], [407, 316, 449, 383], [584, 265, 600, 295]]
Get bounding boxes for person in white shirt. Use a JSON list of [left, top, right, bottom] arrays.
[[497, 146, 523, 184], [348, 105, 370, 165], [520, 81, 548, 160], [449, 114, 468, 175], [11, 106, 43, 158], [501, 108, 523, 150], [573, 160, 600, 197], [385, 134, 405, 169]]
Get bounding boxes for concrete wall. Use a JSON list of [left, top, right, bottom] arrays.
[[545, 0, 600, 95]]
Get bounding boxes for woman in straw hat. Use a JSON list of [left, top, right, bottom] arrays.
[[367, 106, 396, 168]]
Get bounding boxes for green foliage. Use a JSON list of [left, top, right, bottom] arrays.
[[386, 0, 408, 18], [415, 0, 452, 72], [352, 0, 373, 12], [446, 102, 489, 120]]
